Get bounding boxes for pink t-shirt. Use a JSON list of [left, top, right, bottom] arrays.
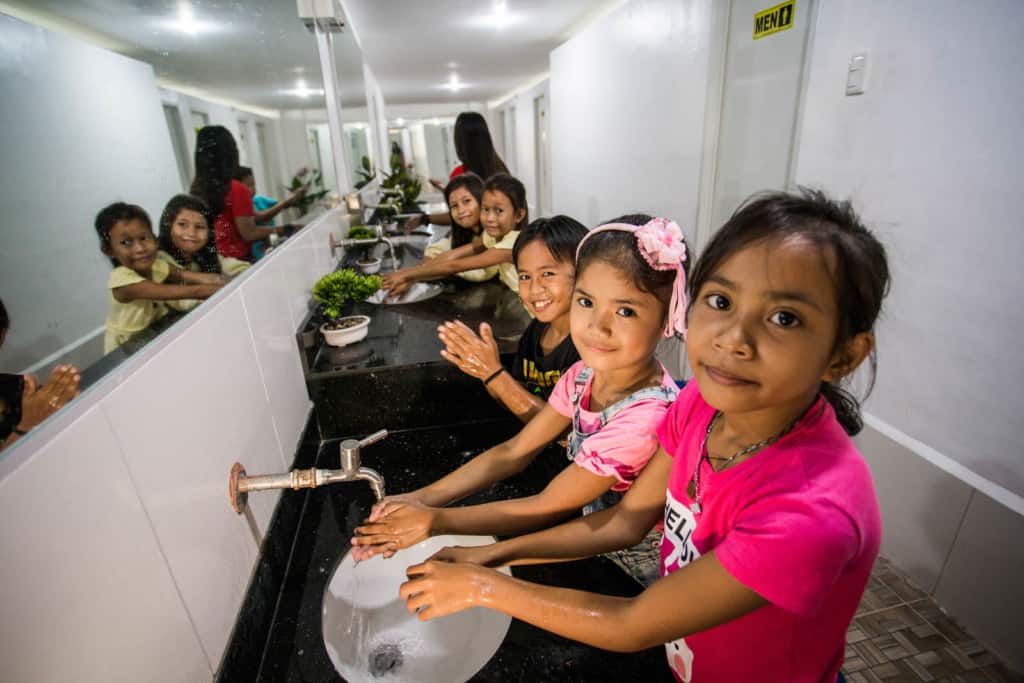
[[655, 380, 881, 683], [548, 361, 676, 491]]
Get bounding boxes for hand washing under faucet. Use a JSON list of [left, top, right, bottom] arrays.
[[228, 430, 387, 514]]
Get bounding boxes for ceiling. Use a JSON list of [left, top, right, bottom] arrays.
[[1, 0, 617, 111], [0, 0, 367, 110], [342, 0, 615, 105]]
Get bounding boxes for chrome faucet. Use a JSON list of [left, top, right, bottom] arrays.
[[229, 430, 388, 514], [328, 227, 400, 270]]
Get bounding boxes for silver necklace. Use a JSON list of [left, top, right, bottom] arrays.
[[686, 411, 798, 514]]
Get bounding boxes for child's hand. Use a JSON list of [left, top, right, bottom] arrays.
[[438, 321, 502, 382], [19, 365, 80, 430], [381, 272, 412, 297], [400, 560, 494, 621], [428, 543, 499, 567], [403, 214, 423, 232], [351, 499, 436, 561], [196, 282, 224, 299]]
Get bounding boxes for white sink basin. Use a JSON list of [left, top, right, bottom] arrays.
[[366, 282, 443, 305], [322, 535, 512, 682]]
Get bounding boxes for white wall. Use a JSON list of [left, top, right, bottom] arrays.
[[792, 0, 1024, 503], [0, 208, 350, 681], [0, 14, 180, 373], [549, 0, 713, 239], [492, 78, 551, 217]]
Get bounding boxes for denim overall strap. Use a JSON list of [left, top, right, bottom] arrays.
[[566, 367, 594, 462]]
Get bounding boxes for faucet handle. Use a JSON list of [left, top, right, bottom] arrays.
[[359, 429, 388, 448], [339, 429, 388, 473]]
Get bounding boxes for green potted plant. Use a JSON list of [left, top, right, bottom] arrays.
[[289, 167, 330, 216], [312, 269, 382, 346], [354, 155, 375, 190]]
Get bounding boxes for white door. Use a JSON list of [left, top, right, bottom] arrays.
[[533, 94, 550, 216], [709, 0, 815, 233]]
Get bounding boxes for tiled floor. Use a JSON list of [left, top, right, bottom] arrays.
[[843, 556, 1023, 682]]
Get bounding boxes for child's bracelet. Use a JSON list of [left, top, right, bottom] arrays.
[[483, 368, 506, 386]]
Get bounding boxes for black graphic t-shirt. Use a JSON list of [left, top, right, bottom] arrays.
[[508, 319, 580, 399]]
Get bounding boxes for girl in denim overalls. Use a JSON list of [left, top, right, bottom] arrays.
[[353, 214, 689, 589]]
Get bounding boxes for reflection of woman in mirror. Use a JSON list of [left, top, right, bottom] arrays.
[[420, 173, 497, 282], [0, 298, 80, 452], [409, 112, 510, 230], [382, 174, 528, 298], [95, 202, 224, 353], [191, 126, 287, 261]]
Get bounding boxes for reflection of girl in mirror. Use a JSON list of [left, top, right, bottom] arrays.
[[234, 165, 305, 260], [158, 194, 250, 276], [156, 194, 250, 312], [0, 298, 80, 452], [409, 112, 510, 230], [421, 173, 497, 282], [438, 215, 587, 423], [96, 202, 224, 353], [191, 126, 286, 261], [381, 173, 529, 298]]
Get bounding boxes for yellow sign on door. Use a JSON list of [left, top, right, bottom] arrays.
[[753, 0, 795, 40]]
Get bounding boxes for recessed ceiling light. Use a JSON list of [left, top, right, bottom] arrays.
[[163, 1, 214, 35], [396, 117, 405, 126], [285, 79, 324, 98], [466, 2, 520, 30], [443, 73, 466, 92]]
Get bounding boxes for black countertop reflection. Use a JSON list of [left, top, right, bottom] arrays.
[[219, 420, 673, 682]]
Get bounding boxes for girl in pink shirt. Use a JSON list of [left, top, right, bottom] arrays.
[[399, 189, 889, 683], [351, 214, 690, 586]]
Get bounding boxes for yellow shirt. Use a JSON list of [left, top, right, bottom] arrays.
[[424, 237, 497, 283], [481, 229, 520, 291], [156, 251, 248, 311], [104, 260, 171, 353]]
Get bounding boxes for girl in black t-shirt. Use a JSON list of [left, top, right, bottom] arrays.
[[439, 215, 587, 422]]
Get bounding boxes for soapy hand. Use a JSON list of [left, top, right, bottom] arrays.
[[428, 543, 499, 567], [400, 560, 495, 621], [381, 271, 412, 298], [437, 320, 502, 382], [351, 499, 436, 561]]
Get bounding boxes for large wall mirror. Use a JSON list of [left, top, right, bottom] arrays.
[[0, 1, 369, 446]]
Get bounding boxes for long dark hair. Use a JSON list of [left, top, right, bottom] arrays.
[[453, 112, 508, 179], [190, 125, 238, 224], [158, 194, 221, 273], [444, 172, 485, 249], [688, 188, 891, 436]]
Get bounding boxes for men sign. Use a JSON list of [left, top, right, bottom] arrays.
[[753, 0, 795, 40]]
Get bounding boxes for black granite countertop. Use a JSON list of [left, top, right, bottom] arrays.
[[300, 237, 532, 379], [219, 419, 674, 682]]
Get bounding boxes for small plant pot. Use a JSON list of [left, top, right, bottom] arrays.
[[356, 257, 381, 275], [320, 315, 370, 347]]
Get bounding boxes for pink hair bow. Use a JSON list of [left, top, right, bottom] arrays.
[[578, 217, 689, 339]]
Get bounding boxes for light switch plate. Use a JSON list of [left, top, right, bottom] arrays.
[[846, 53, 867, 95]]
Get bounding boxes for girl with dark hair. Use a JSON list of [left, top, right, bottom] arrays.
[[410, 111, 510, 229], [438, 215, 587, 423], [420, 174, 496, 283], [353, 214, 687, 590], [395, 189, 889, 683], [191, 126, 286, 261], [157, 195, 249, 307], [95, 202, 223, 352], [381, 173, 529, 298]]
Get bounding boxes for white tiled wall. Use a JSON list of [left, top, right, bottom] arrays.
[[0, 209, 348, 679], [855, 424, 1024, 672]]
